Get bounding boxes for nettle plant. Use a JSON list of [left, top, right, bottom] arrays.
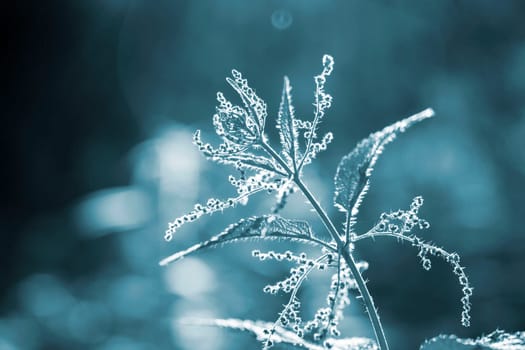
[[160, 55, 473, 350]]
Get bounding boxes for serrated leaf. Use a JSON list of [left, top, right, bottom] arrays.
[[420, 330, 525, 350], [180, 318, 378, 350], [277, 76, 300, 169], [160, 216, 314, 266], [226, 71, 267, 132], [333, 108, 434, 219], [225, 153, 286, 174]]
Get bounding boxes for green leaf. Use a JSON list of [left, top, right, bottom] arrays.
[[277, 76, 300, 169], [180, 318, 378, 350], [160, 215, 315, 266], [333, 108, 434, 219], [420, 330, 525, 350]]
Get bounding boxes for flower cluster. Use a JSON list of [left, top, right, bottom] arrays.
[[192, 68, 268, 159], [354, 197, 472, 327], [165, 71, 287, 241], [261, 297, 302, 349], [300, 55, 335, 168], [411, 236, 472, 327], [252, 250, 331, 294], [228, 171, 285, 196], [301, 131, 334, 166], [213, 93, 259, 147], [310, 55, 334, 139], [373, 196, 430, 235], [305, 260, 369, 341]]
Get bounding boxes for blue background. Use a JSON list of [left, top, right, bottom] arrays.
[[3, 1, 525, 349]]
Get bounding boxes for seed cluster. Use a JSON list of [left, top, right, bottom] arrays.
[[305, 260, 369, 341], [164, 178, 283, 241], [302, 132, 334, 166], [262, 297, 302, 350], [412, 236, 472, 327], [272, 180, 296, 214], [227, 69, 268, 130], [310, 55, 334, 140], [229, 171, 284, 196], [252, 250, 330, 295], [293, 119, 312, 130], [374, 196, 430, 235], [371, 197, 472, 327]]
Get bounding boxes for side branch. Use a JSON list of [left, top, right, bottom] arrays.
[[261, 140, 389, 350]]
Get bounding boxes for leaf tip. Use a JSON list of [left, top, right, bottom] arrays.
[[322, 54, 334, 72], [422, 107, 435, 118], [159, 253, 181, 267]]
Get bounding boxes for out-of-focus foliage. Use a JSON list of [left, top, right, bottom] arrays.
[[182, 318, 379, 350], [421, 330, 525, 350], [2, 1, 525, 349]]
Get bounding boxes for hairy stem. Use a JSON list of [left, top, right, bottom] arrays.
[[261, 141, 389, 350], [294, 179, 389, 350], [322, 253, 342, 339], [264, 253, 330, 349]]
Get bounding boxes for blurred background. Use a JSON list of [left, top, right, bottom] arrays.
[[3, 1, 525, 349]]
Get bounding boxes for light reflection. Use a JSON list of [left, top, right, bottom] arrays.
[[271, 9, 293, 30], [0, 338, 16, 350], [74, 187, 152, 236], [163, 257, 217, 298], [128, 125, 203, 239], [172, 304, 224, 350]]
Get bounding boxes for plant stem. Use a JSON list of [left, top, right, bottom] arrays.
[[294, 179, 389, 350], [261, 141, 389, 350]]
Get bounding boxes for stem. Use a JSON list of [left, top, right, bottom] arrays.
[[298, 81, 322, 170], [322, 253, 342, 339], [265, 253, 331, 349], [353, 230, 453, 261], [261, 141, 390, 350], [294, 179, 389, 350]]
